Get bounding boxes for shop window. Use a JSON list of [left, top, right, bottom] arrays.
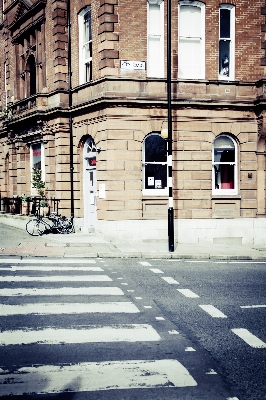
[[79, 6, 92, 84], [147, 0, 164, 78], [30, 143, 44, 179], [219, 4, 235, 80], [178, 1, 205, 79], [142, 133, 168, 195], [212, 135, 237, 194]]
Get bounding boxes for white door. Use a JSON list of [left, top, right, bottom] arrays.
[[83, 138, 97, 231]]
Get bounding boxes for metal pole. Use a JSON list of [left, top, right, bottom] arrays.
[[67, 0, 74, 218], [167, 0, 174, 252]]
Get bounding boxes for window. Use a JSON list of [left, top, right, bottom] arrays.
[[178, 1, 205, 79], [219, 4, 235, 80], [30, 143, 45, 179], [142, 133, 168, 195], [79, 6, 92, 84], [27, 54, 36, 96], [147, 0, 164, 78], [212, 135, 237, 195]]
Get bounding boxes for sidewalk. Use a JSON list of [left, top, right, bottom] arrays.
[[1, 222, 266, 259]]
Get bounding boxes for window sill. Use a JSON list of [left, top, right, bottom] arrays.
[[142, 190, 168, 196], [212, 195, 241, 199]]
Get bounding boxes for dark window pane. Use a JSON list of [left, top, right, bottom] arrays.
[[145, 135, 167, 162], [214, 149, 235, 163], [219, 40, 230, 76], [145, 164, 167, 189], [220, 9, 230, 38]]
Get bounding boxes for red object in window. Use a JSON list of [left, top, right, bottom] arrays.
[[89, 158, 96, 166]]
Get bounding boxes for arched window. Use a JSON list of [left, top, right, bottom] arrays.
[[212, 134, 237, 194], [142, 133, 167, 195]]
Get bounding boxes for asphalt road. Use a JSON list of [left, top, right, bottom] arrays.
[[0, 256, 265, 399]]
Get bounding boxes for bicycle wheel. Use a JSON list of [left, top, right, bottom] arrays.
[[26, 219, 42, 236]]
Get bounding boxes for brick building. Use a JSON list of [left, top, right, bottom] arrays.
[[1, 0, 266, 245]]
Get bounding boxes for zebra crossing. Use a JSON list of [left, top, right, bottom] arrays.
[[0, 258, 198, 398]]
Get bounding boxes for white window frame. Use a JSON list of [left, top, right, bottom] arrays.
[[147, 0, 164, 78], [219, 4, 235, 81], [178, 0, 205, 80], [30, 143, 45, 181], [142, 133, 168, 196], [78, 6, 92, 85], [212, 134, 238, 195]]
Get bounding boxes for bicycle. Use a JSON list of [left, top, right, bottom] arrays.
[[26, 212, 74, 236]]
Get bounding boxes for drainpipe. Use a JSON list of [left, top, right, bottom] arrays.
[[67, 0, 74, 218]]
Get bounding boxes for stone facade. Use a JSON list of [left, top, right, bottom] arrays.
[[1, 0, 266, 244]]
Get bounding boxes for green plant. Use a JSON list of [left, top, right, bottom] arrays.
[[31, 168, 46, 198], [39, 199, 48, 207], [20, 194, 32, 203]]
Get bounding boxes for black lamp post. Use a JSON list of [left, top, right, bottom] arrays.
[[167, 0, 174, 252]]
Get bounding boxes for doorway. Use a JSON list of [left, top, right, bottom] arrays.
[[83, 137, 97, 231]]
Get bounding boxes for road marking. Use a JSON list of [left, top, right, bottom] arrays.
[[240, 305, 266, 309], [0, 275, 112, 282], [228, 261, 266, 264], [185, 347, 196, 351], [0, 287, 124, 297], [231, 328, 266, 348], [177, 289, 199, 298], [161, 277, 179, 284], [0, 259, 96, 264], [150, 268, 164, 274], [199, 305, 227, 318], [139, 261, 152, 266], [0, 359, 197, 395], [1, 266, 103, 272], [0, 324, 161, 345], [0, 302, 140, 316], [206, 369, 217, 375]]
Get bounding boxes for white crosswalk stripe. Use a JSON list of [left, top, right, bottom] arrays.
[[0, 324, 161, 345], [0, 259, 198, 397], [0, 286, 124, 296], [0, 360, 197, 396]]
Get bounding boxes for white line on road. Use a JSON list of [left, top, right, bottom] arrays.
[[0, 259, 96, 264], [199, 305, 227, 318], [0, 287, 124, 297], [177, 289, 199, 298], [0, 266, 103, 272], [231, 328, 266, 348], [240, 305, 266, 309], [0, 359, 197, 396], [0, 275, 112, 282], [139, 261, 152, 266], [0, 324, 161, 345], [0, 302, 140, 316], [150, 268, 164, 274], [161, 277, 179, 284]]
